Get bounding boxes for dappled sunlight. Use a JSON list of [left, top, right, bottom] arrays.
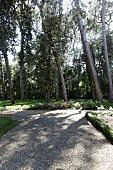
[[42, 109, 83, 116], [0, 111, 113, 170], [36, 130, 50, 144]]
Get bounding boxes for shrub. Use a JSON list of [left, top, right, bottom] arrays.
[[81, 101, 89, 109], [27, 100, 103, 110], [81, 100, 102, 110], [28, 101, 74, 110], [73, 102, 82, 109]]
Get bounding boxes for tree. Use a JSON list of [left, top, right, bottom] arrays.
[[3, 51, 15, 104], [17, 0, 33, 100], [73, 0, 103, 101], [53, 49, 68, 101], [0, 54, 5, 99], [36, 0, 68, 101], [101, 0, 113, 102], [0, 0, 16, 104]]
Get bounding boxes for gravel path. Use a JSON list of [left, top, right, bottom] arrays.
[[0, 109, 113, 170]]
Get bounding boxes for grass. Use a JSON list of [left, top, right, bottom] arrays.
[[0, 117, 20, 138], [0, 99, 47, 110], [0, 99, 74, 110], [0, 98, 113, 111]]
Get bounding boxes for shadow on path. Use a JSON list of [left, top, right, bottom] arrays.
[[0, 111, 112, 170]]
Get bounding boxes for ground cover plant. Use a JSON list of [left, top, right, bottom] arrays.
[[0, 117, 20, 138], [85, 112, 113, 144]]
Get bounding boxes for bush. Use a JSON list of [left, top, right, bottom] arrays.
[[81, 101, 90, 109], [27, 100, 103, 110], [81, 100, 102, 110], [73, 102, 82, 109], [28, 101, 74, 110]]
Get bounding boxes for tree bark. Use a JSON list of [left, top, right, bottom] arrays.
[[53, 50, 68, 102], [20, 58, 24, 100], [4, 51, 15, 104], [19, 30, 25, 100], [86, 60, 96, 100], [0, 54, 5, 99], [55, 68, 59, 101], [102, 0, 113, 102], [46, 47, 51, 103], [77, 13, 103, 101]]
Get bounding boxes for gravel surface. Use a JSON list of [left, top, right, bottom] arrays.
[[0, 109, 113, 170]]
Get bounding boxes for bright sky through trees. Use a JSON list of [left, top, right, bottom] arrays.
[[8, 0, 93, 63]]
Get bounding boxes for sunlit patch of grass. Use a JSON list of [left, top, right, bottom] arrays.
[[0, 99, 47, 110]]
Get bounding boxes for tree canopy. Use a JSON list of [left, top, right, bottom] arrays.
[[0, 0, 113, 102]]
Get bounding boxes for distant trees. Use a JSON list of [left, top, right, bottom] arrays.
[[1, 0, 113, 102], [17, 0, 33, 100], [77, 13, 103, 101], [101, 0, 113, 102], [36, 0, 69, 101], [0, 0, 16, 104], [73, 0, 103, 101]]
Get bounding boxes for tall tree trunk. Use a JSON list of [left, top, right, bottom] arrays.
[[19, 30, 25, 100], [102, 0, 113, 102], [53, 50, 68, 102], [86, 61, 96, 100], [3, 51, 15, 104], [55, 68, 59, 101], [77, 13, 103, 101], [46, 47, 51, 103], [47, 86, 51, 103], [20, 58, 24, 100], [0, 54, 5, 99]]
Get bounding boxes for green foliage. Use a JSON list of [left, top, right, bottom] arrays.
[[80, 100, 102, 110], [0, 99, 46, 110], [0, 99, 111, 111], [73, 102, 82, 109], [0, 117, 20, 138], [103, 99, 113, 109], [1, 0, 113, 101], [1, 99, 113, 111], [0, 0, 17, 53], [28, 99, 102, 110], [85, 112, 113, 144], [28, 101, 74, 110]]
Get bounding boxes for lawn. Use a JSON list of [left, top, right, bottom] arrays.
[[0, 99, 46, 110], [0, 117, 20, 138]]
